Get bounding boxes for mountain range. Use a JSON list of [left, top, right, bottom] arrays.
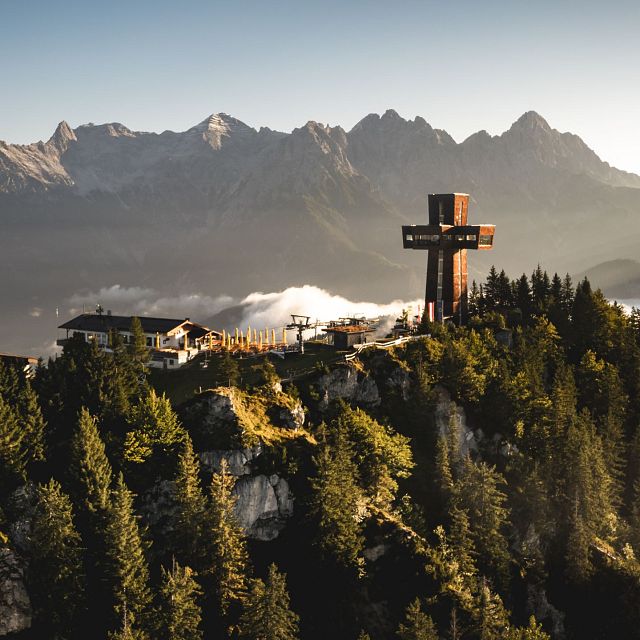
[[1, 109, 639, 354]]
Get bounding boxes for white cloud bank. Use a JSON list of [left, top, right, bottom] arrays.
[[66, 284, 423, 340]]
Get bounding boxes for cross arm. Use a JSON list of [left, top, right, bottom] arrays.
[[402, 224, 495, 250]]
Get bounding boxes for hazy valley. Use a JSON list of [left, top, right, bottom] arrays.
[[2, 109, 639, 355]]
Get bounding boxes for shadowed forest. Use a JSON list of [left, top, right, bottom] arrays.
[[2, 266, 640, 639]]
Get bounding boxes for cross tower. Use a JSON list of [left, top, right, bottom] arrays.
[[402, 193, 495, 325]]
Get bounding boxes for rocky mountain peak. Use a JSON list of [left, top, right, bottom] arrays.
[[509, 111, 552, 133], [381, 108, 403, 121], [190, 113, 254, 149], [47, 120, 77, 154]]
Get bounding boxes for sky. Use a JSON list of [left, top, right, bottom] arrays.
[[2, 0, 639, 173]]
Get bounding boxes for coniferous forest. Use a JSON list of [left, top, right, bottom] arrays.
[[3, 266, 640, 640]]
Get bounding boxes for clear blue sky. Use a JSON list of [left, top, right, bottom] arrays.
[[2, 0, 639, 173]]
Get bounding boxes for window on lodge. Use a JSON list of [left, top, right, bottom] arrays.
[[479, 234, 493, 246], [146, 337, 153, 347], [405, 234, 413, 241]]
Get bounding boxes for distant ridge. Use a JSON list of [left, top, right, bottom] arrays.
[[578, 259, 640, 300], [1, 108, 640, 358]]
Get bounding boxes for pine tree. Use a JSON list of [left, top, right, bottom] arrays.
[[506, 616, 550, 640], [30, 479, 85, 638], [309, 428, 364, 570], [497, 269, 513, 308], [217, 350, 240, 387], [106, 330, 141, 420], [129, 316, 150, 366], [239, 564, 299, 640], [8, 374, 46, 465], [435, 436, 454, 506], [455, 457, 511, 587], [104, 473, 151, 634], [561, 410, 615, 581], [474, 580, 510, 640], [484, 266, 500, 311], [531, 265, 551, 315], [69, 408, 113, 514], [514, 274, 533, 320], [469, 280, 481, 318], [449, 505, 477, 579], [157, 559, 203, 640], [397, 598, 438, 640], [205, 459, 249, 616], [172, 436, 207, 566], [123, 388, 185, 469], [0, 395, 26, 480], [335, 406, 413, 509]]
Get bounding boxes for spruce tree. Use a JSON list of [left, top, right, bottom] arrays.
[[0, 395, 26, 480], [69, 408, 113, 514], [435, 436, 454, 507], [30, 479, 85, 638], [396, 598, 438, 640], [309, 428, 364, 570], [205, 459, 249, 616], [129, 316, 150, 366], [474, 580, 510, 640], [157, 560, 203, 640], [484, 266, 500, 310], [561, 410, 614, 581], [514, 274, 533, 319], [455, 457, 511, 588], [449, 505, 477, 579], [335, 405, 413, 509], [104, 473, 152, 635], [172, 436, 207, 567], [14, 377, 46, 465], [123, 388, 186, 470], [239, 564, 300, 640], [217, 350, 240, 387], [506, 616, 550, 640]]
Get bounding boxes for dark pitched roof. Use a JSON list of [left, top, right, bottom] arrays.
[[58, 314, 189, 334], [0, 352, 39, 364]]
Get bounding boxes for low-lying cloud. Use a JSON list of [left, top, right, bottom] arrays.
[[618, 299, 640, 314], [66, 284, 423, 340], [67, 285, 234, 321]]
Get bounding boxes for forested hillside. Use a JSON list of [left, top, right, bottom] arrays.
[[2, 267, 640, 639]]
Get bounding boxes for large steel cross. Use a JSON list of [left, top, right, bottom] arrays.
[[402, 193, 495, 325]]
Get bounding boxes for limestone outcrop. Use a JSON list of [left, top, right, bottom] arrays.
[[0, 548, 31, 636], [433, 386, 481, 457], [316, 364, 380, 412], [233, 474, 294, 541]]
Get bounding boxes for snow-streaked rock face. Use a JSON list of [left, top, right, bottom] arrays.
[[0, 549, 32, 636]]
